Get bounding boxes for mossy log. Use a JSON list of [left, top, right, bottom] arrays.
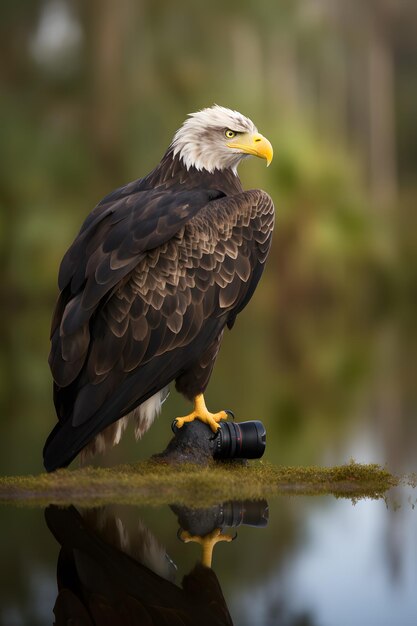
[[152, 420, 246, 465]]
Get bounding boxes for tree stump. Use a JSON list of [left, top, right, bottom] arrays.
[[152, 420, 247, 466]]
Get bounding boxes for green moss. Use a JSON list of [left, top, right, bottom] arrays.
[[0, 460, 398, 508], [406, 473, 417, 488]]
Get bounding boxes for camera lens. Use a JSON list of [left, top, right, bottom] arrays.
[[220, 500, 269, 528], [213, 420, 266, 460]]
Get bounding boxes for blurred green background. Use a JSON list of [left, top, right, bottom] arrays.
[[1, 0, 416, 476]]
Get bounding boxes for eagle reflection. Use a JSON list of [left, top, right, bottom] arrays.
[[45, 500, 268, 625]]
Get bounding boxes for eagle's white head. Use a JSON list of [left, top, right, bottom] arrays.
[[172, 105, 273, 174]]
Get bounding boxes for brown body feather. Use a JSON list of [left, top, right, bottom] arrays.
[[44, 151, 274, 471]]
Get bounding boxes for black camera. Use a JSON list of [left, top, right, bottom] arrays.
[[218, 499, 269, 528], [213, 420, 266, 460]]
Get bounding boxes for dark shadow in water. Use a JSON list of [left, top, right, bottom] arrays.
[[45, 500, 268, 625]]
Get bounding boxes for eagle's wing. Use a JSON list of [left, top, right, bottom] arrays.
[[50, 186, 224, 387], [45, 189, 274, 470]]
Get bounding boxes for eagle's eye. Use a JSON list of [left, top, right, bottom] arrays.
[[225, 129, 236, 139]]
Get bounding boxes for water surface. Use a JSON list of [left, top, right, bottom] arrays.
[[1, 478, 416, 626]]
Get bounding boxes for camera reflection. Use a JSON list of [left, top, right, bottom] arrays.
[[45, 500, 268, 625]]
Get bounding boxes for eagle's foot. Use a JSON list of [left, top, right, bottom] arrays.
[[173, 394, 231, 433], [178, 528, 234, 568]]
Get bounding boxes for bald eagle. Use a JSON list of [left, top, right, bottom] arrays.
[[43, 105, 275, 472]]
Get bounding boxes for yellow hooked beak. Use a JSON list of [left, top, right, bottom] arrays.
[[227, 132, 273, 166]]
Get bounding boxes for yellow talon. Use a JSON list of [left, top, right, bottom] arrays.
[[179, 528, 234, 568], [174, 394, 229, 433]]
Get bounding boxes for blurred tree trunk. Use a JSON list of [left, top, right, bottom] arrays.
[[368, 14, 397, 209], [268, 36, 300, 117], [81, 0, 135, 185]]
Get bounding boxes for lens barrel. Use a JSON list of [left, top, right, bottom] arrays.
[[220, 500, 269, 528], [213, 420, 266, 460]]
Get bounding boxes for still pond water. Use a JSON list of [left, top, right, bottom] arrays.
[[1, 475, 416, 625]]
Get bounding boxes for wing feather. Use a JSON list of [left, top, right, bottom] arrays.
[[50, 188, 223, 387]]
